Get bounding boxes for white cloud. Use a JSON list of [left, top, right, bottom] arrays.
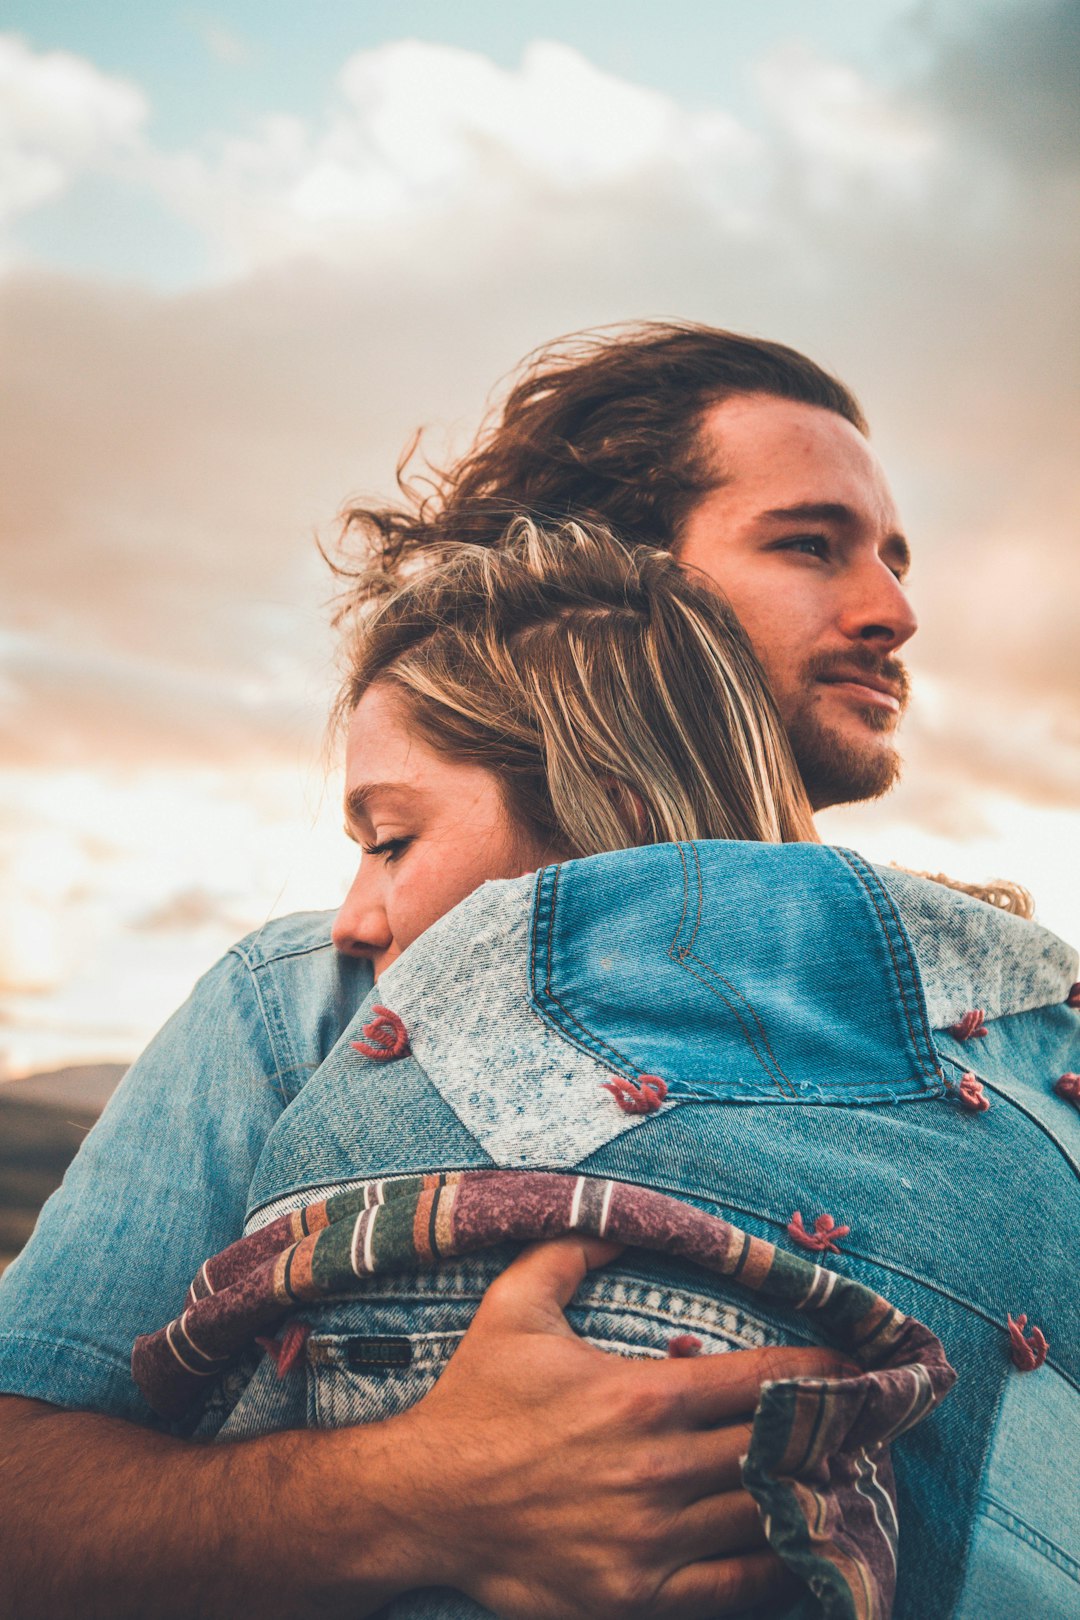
[[190, 16, 252, 67], [149, 39, 761, 274], [0, 34, 147, 227], [754, 41, 939, 203]]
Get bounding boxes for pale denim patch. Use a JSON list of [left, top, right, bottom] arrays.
[[373, 874, 644, 1168], [875, 866, 1077, 1030]]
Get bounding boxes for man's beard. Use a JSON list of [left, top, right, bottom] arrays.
[[783, 648, 911, 810]]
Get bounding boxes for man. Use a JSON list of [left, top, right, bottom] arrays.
[[339, 325, 915, 814], [0, 325, 1073, 1619]]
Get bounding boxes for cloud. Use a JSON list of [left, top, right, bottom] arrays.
[[0, 24, 1076, 800], [753, 41, 939, 204], [0, 34, 147, 229], [0, 631, 326, 769], [144, 39, 759, 277], [924, 0, 1079, 174], [131, 885, 254, 934], [189, 16, 253, 67]]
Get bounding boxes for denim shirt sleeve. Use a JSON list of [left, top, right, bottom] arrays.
[[0, 948, 287, 1424]]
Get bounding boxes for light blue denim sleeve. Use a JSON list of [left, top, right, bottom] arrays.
[[0, 948, 287, 1424]]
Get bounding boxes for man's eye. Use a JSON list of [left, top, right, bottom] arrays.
[[780, 534, 830, 560], [361, 836, 412, 863]]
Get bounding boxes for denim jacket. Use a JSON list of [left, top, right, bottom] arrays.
[[1, 842, 1077, 1618]]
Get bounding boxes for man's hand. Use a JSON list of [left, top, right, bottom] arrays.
[[380, 1237, 852, 1618], [0, 1242, 850, 1619]]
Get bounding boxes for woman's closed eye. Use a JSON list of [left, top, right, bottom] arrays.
[[361, 836, 413, 862]]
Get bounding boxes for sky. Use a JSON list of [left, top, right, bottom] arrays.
[[1, 0, 1077, 1075]]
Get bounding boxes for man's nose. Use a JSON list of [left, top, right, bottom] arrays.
[[840, 557, 918, 650], [331, 863, 390, 959]]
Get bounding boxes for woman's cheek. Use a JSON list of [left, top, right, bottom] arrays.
[[392, 853, 460, 952]]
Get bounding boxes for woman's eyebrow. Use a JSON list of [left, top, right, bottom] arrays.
[[343, 781, 418, 826]]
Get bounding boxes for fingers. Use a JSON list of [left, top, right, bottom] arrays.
[[672, 1489, 769, 1561], [656, 1550, 801, 1618], [472, 1235, 625, 1337], [674, 1422, 754, 1495], [660, 1343, 861, 1426]]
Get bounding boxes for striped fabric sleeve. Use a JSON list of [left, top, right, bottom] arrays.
[[133, 1169, 956, 1620]]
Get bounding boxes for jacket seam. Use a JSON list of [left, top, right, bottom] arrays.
[[833, 849, 940, 1082], [228, 935, 335, 973], [976, 1497, 1080, 1580], [0, 1330, 125, 1368], [576, 1171, 1079, 1391], [529, 865, 645, 1077], [670, 842, 795, 1097], [937, 1052, 1080, 1179], [227, 947, 302, 1107]]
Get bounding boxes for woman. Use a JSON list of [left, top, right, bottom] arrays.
[[130, 518, 1080, 1620], [10, 521, 1080, 1620]]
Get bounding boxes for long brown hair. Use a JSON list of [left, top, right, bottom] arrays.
[[333, 321, 867, 591], [337, 516, 817, 854]]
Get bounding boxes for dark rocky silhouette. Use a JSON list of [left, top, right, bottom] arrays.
[[0, 1065, 126, 1270]]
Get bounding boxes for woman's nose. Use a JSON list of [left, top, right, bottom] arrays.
[[331, 864, 391, 958]]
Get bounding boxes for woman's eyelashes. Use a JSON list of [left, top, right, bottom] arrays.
[[361, 835, 413, 862]]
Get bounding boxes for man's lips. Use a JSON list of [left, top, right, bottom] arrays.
[[816, 671, 903, 714]]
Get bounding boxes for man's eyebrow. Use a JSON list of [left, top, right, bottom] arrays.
[[761, 501, 860, 525], [760, 503, 912, 573]]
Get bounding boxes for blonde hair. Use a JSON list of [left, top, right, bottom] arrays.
[[899, 869, 1035, 919], [335, 517, 817, 855]]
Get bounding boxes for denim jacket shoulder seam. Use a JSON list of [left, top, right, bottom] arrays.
[[226, 946, 301, 1107], [228, 936, 336, 973]]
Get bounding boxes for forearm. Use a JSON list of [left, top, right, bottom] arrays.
[[0, 1397, 434, 1620]]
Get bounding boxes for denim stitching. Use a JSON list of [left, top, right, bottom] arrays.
[[664, 1087, 934, 1106], [583, 1172, 1077, 1390], [833, 850, 941, 1083], [863, 859, 947, 1081], [668, 843, 796, 1097], [835, 848, 932, 1075], [530, 851, 945, 1103], [226, 951, 296, 1107], [529, 862, 651, 1077], [977, 1499, 1080, 1580], [230, 933, 334, 971], [937, 1051, 1080, 1178], [671, 843, 934, 1100], [835, 851, 934, 1072]]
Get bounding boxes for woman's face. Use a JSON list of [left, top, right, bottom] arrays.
[[332, 682, 551, 977]]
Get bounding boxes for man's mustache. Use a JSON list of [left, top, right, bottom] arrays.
[[803, 648, 911, 712]]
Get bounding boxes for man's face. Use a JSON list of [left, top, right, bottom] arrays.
[[677, 393, 917, 809]]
